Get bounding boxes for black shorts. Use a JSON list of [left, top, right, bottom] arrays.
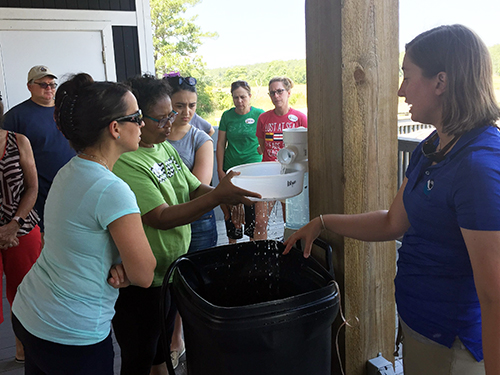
[[13, 314, 114, 375], [112, 286, 177, 375], [224, 204, 256, 240]]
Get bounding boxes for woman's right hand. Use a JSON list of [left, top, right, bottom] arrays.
[[214, 170, 261, 206]]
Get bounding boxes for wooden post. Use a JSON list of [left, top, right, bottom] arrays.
[[305, 0, 399, 374]]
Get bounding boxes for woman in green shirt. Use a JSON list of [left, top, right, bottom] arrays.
[[216, 80, 264, 244]]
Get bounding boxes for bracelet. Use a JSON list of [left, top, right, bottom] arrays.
[[319, 214, 326, 230]]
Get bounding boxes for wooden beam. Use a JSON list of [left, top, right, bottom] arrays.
[[306, 0, 399, 373]]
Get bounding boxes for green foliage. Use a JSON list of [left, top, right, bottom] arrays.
[[149, 0, 217, 117], [150, 0, 216, 76], [490, 44, 500, 76], [206, 59, 307, 89], [289, 92, 305, 106]]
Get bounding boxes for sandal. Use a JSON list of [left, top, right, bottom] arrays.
[[170, 345, 186, 369]]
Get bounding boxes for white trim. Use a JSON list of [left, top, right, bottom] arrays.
[[135, 0, 155, 74], [0, 41, 7, 108], [0, 8, 137, 26], [102, 24, 117, 81], [0, 3, 154, 81], [0, 20, 112, 31]]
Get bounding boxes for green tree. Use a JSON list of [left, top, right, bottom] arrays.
[[490, 44, 500, 76], [150, 0, 216, 76], [150, 0, 217, 117]]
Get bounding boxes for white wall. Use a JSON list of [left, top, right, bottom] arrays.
[[0, 4, 155, 111]]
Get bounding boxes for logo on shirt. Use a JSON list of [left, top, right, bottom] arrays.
[[265, 132, 283, 141], [245, 118, 255, 124], [151, 156, 182, 183], [424, 179, 434, 194], [288, 114, 299, 122]]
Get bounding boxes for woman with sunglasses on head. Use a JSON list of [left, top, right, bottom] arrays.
[[285, 25, 500, 375], [164, 72, 215, 137], [165, 74, 218, 254], [11, 73, 156, 375], [111, 74, 259, 375], [216, 80, 264, 244], [164, 74, 218, 368], [255, 77, 307, 239]]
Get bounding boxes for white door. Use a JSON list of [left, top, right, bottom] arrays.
[[0, 21, 115, 111]]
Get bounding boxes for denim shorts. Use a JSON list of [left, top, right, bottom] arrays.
[[189, 209, 218, 252]]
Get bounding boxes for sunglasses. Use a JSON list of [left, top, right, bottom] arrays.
[[33, 82, 57, 90], [172, 76, 197, 86], [113, 109, 143, 126], [231, 80, 249, 89], [421, 132, 460, 163], [269, 88, 287, 97], [144, 111, 178, 128]]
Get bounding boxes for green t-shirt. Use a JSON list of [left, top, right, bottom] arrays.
[[219, 107, 264, 171], [113, 142, 201, 287]]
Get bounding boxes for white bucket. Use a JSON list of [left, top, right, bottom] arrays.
[[228, 161, 305, 201]]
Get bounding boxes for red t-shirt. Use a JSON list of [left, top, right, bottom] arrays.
[[256, 108, 308, 162]]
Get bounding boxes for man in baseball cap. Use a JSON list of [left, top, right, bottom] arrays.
[[3, 64, 75, 253], [27, 65, 57, 84]]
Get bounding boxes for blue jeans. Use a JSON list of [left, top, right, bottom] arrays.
[[189, 209, 218, 253]]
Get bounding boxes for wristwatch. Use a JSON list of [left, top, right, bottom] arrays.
[[13, 216, 25, 227]]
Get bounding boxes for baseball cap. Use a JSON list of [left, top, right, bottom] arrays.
[[27, 65, 57, 83]]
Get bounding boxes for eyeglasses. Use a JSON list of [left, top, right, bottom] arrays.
[[33, 82, 57, 90], [113, 110, 143, 126], [269, 89, 287, 97], [144, 111, 178, 128]]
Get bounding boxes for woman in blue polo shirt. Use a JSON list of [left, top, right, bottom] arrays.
[[284, 25, 500, 375]]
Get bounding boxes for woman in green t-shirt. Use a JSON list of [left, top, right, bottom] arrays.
[[216, 81, 264, 244]]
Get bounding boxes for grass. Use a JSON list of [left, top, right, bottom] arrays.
[[206, 77, 500, 125]]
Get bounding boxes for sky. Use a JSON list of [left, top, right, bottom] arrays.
[[185, 0, 500, 69]]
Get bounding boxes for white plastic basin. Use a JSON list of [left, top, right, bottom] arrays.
[[228, 161, 305, 201]]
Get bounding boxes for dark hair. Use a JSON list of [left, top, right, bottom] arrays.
[[126, 74, 172, 114], [54, 73, 130, 152], [164, 75, 197, 96], [406, 24, 500, 135], [231, 81, 251, 95]]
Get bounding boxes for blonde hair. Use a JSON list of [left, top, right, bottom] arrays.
[[269, 77, 294, 91], [406, 24, 500, 135]]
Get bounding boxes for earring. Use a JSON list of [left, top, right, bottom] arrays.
[[117, 135, 120, 139]]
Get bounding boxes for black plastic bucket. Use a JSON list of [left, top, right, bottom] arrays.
[[166, 239, 339, 375]]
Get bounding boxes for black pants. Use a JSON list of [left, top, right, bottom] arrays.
[[112, 285, 177, 375], [12, 314, 114, 375]]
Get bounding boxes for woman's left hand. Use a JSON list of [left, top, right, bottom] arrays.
[[0, 222, 20, 249], [107, 263, 131, 289]]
